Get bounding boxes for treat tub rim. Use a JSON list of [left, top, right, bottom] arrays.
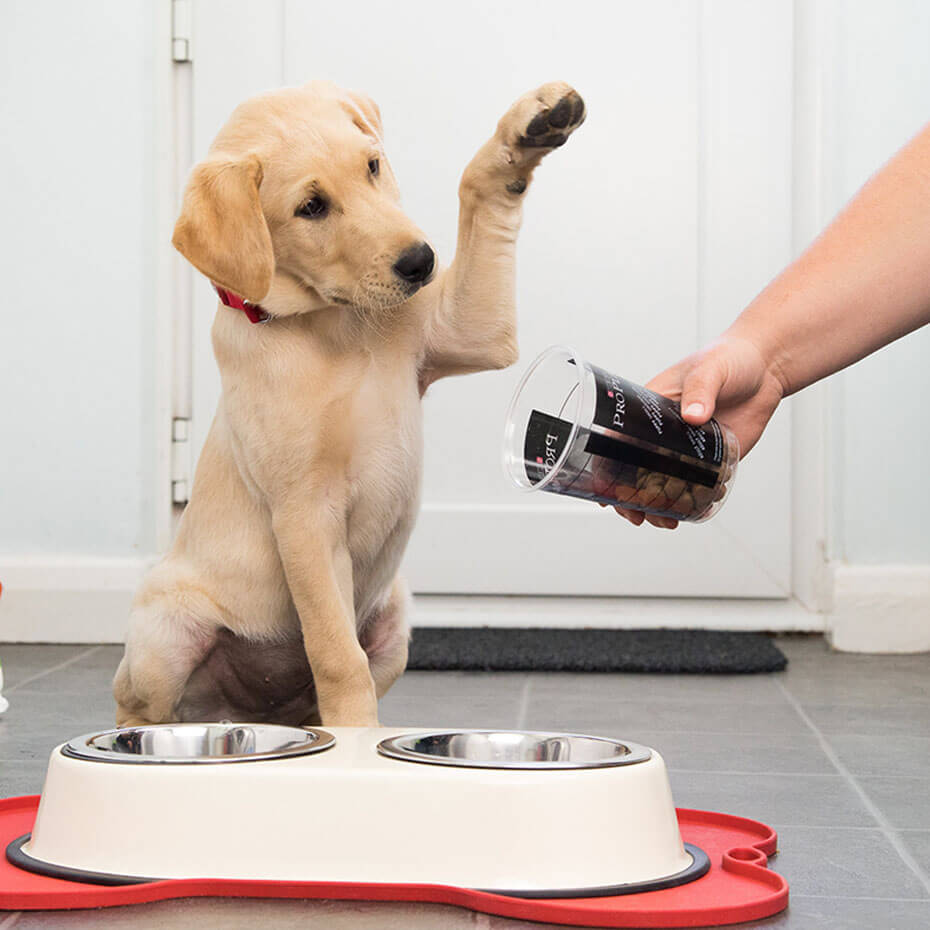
[[502, 344, 591, 493]]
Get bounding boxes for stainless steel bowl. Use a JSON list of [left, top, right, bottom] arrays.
[[62, 723, 335, 764], [377, 730, 651, 770]]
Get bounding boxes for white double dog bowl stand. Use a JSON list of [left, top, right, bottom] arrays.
[[10, 724, 709, 898]]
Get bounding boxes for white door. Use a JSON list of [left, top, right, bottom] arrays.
[[187, 0, 792, 598]]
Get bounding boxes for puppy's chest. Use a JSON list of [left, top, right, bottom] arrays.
[[343, 370, 424, 558]]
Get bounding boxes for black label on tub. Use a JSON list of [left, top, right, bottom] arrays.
[[524, 410, 573, 485], [590, 365, 724, 466], [583, 431, 719, 487]]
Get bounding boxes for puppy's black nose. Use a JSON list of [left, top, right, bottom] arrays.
[[392, 242, 435, 284]]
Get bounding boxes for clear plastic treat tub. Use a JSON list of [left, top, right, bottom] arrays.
[[11, 724, 709, 897], [503, 346, 739, 522]]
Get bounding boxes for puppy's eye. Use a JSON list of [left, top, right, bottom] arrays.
[[368, 158, 380, 177], [298, 196, 328, 218]]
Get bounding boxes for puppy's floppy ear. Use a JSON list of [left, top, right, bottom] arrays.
[[344, 90, 383, 141], [172, 153, 274, 303]]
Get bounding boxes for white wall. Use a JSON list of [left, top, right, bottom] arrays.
[[1, 1, 164, 557], [0, 1, 169, 637], [827, 0, 930, 565]]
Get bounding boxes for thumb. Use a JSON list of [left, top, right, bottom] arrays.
[[680, 356, 726, 424]]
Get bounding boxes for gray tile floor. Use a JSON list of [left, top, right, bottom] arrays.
[[0, 635, 928, 928]]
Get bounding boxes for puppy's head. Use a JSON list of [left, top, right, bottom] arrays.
[[172, 81, 434, 316]]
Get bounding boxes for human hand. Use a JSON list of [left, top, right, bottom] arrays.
[[614, 335, 785, 528]]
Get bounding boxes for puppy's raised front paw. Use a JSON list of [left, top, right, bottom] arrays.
[[486, 81, 585, 196], [498, 82, 585, 152], [518, 86, 586, 149]]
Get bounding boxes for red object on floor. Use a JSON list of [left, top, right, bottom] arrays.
[[0, 796, 787, 927]]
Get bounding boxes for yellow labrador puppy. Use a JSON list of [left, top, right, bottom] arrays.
[[114, 80, 584, 728]]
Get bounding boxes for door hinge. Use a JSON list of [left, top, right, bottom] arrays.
[[171, 0, 193, 62], [171, 417, 192, 504]]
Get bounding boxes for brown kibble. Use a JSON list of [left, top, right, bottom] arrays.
[[669, 491, 695, 515], [648, 494, 673, 513], [614, 483, 638, 504], [663, 477, 687, 502], [644, 473, 666, 493], [640, 477, 667, 507], [628, 488, 656, 508], [692, 485, 716, 509]]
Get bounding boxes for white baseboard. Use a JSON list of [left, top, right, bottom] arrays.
[[826, 563, 930, 653], [412, 595, 822, 631], [0, 554, 823, 643], [0, 556, 155, 643]]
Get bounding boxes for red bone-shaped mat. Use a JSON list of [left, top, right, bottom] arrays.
[[0, 796, 787, 927]]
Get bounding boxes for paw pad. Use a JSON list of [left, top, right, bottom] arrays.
[[519, 91, 586, 149]]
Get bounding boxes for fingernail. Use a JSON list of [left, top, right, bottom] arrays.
[[684, 402, 704, 418]]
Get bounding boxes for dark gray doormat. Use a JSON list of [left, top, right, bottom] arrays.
[[407, 628, 787, 674]]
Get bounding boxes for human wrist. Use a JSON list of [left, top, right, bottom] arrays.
[[725, 265, 807, 398], [721, 320, 790, 400]]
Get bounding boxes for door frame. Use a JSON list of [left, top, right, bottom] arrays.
[[152, 0, 180, 554]]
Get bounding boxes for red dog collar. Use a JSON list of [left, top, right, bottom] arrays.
[[212, 284, 271, 324]]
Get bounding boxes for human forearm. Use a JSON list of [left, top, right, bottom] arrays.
[[730, 122, 930, 396]]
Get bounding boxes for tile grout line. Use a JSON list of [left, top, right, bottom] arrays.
[[792, 893, 930, 902], [776, 678, 930, 897], [6, 645, 105, 695], [668, 769, 845, 778], [515, 677, 533, 729], [668, 769, 930, 779], [726, 824, 911, 832]]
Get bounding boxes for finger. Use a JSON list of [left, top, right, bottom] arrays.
[[680, 356, 727, 424]]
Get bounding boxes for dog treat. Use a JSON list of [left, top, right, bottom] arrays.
[[503, 347, 739, 523]]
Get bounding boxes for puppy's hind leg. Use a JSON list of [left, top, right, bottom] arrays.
[[113, 602, 216, 727], [361, 577, 411, 700]]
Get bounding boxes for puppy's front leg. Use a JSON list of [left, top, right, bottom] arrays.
[[273, 510, 378, 727], [421, 82, 585, 384]]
